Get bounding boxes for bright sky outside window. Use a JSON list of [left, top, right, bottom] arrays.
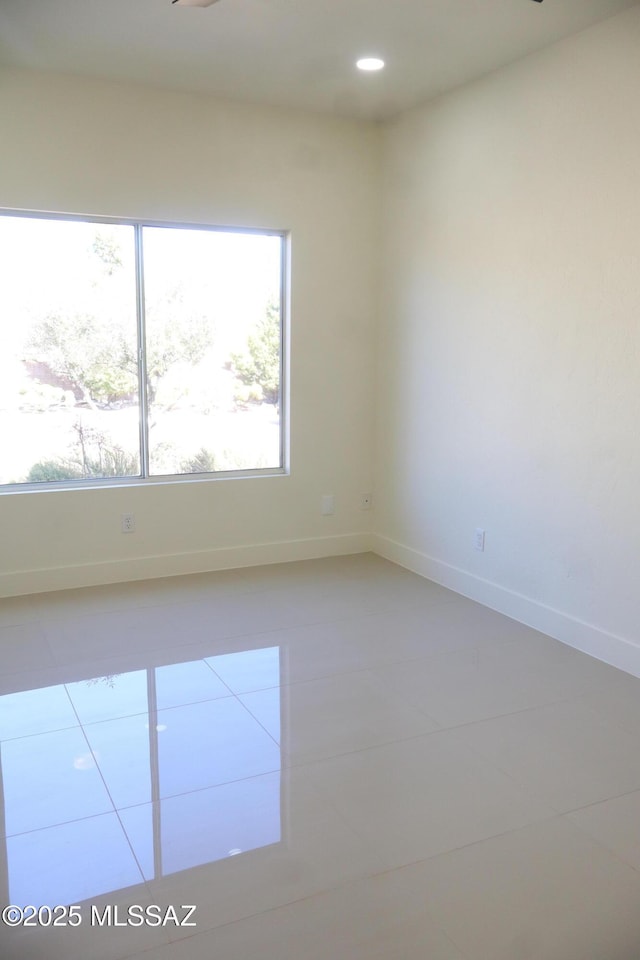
[[0, 213, 285, 489]]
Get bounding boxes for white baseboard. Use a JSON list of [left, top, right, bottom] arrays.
[[0, 533, 372, 599], [6, 529, 637, 680], [372, 534, 640, 679]]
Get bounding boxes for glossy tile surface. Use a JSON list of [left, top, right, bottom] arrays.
[[2, 726, 114, 835], [239, 670, 439, 765], [1, 552, 639, 960], [7, 813, 145, 907]]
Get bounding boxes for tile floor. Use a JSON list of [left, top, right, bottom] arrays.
[[1, 552, 640, 959]]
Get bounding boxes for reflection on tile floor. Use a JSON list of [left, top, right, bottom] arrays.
[[1, 552, 640, 959], [1, 650, 283, 905]]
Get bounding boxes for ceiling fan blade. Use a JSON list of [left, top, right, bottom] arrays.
[[172, 0, 221, 7]]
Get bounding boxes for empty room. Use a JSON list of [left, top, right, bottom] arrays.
[[1, 1, 640, 958]]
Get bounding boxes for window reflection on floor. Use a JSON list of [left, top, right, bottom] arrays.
[[0, 648, 282, 906]]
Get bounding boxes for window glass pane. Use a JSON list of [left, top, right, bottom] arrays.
[[0, 216, 139, 484], [0, 214, 284, 488], [142, 227, 282, 476]]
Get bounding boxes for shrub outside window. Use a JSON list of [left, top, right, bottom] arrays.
[[0, 212, 286, 489]]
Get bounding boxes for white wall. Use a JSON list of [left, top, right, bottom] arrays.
[[375, 7, 640, 673], [0, 68, 380, 595], [3, 8, 640, 681]]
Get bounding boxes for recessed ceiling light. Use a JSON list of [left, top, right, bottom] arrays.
[[356, 58, 385, 72]]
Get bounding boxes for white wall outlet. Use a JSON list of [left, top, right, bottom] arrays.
[[474, 527, 485, 552], [361, 493, 373, 510], [121, 513, 136, 533], [321, 494, 335, 516]]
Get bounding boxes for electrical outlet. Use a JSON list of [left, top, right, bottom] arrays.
[[474, 527, 485, 552], [121, 513, 136, 534], [360, 493, 373, 510]]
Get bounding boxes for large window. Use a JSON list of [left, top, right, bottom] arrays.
[[0, 212, 285, 489]]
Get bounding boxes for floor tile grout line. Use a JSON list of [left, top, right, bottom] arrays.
[[29, 560, 425, 626], [1, 670, 604, 749], [2, 806, 132, 843], [560, 806, 640, 879], [2, 764, 287, 844], [159, 819, 548, 957], [561, 782, 640, 817], [43, 590, 463, 671], [5, 555, 640, 955], [62, 681, 149, 886], [33, 630, 539, 703], [233, 693, 282, 751]]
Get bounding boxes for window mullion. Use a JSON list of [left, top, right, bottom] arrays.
[[135, 224, 150, 478]]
